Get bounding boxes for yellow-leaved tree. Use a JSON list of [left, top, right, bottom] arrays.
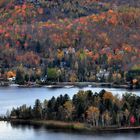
[[63, 101, 75, 121], [86, 106, 100, 127]]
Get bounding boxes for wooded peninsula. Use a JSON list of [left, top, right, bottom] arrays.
[[4, 90, 140, 132]]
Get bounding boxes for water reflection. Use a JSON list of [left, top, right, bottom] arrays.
[[10, 121, 43, 131], [1, 121, 140, 140]]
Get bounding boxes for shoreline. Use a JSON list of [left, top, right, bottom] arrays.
[[3, 119, 140, 134], [0, 82, 139, 89]]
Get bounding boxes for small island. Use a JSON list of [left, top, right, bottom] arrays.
[[3, 89, 140, 133]]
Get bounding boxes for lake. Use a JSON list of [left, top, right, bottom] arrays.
[[0, 86, 140, 115], [1, 121, 140, 140]]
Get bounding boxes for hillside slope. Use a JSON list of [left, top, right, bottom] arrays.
[[0, 0, 140, 83]]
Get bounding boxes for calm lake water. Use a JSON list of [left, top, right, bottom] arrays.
[[0, 121, 140, 140], [0, 86, 140, 115]]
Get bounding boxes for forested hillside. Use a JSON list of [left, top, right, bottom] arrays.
[[0, 0, 140, 85]]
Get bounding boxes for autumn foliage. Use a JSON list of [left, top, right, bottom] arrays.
[[0, 0, 140, 83]]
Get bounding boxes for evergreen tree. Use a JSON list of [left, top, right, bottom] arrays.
[[33, 99, 42, 119]]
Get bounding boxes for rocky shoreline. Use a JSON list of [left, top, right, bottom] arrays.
[[0, 81, 139, 89]]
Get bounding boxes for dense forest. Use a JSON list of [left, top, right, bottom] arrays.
[[10, 90, 140, 127], [0, 0, 140, 85]]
